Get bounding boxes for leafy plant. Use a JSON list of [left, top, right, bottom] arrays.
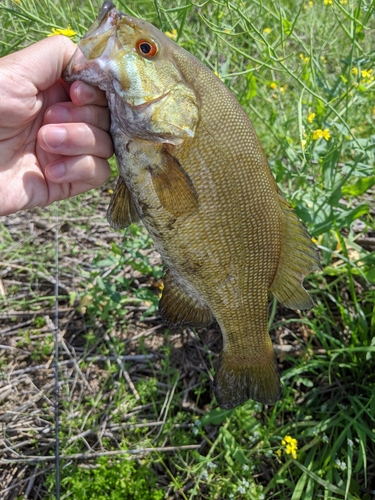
[[57, 456, 164, 500]]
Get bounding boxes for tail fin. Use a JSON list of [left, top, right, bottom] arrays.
[[214, 348, 281, 409]]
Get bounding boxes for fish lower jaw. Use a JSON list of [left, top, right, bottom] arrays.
[[63, 48, 115, 91]]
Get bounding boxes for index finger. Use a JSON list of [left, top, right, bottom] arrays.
[[70, 80, 108, 107]]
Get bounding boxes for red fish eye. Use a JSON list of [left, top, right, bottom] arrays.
[[136, 39, 158, 58]]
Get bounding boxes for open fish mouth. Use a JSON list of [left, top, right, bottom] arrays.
[[63, 1, 125, 84]]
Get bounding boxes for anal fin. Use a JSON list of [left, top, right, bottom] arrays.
[[270, 194, 321, 310], [106, 177, 140, 230], [159, 268, 212, 327], [214, 344, 281, 409]]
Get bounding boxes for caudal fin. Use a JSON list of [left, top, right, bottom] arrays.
[[214, 348, 281, 409]]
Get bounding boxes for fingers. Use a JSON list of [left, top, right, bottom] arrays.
[[39, 84, 113, 194], [38, 121, 113, 189], [70, 81, 108, 107], [45, 155, 110, 187], [39, 123, 114, 159], [44, 101, 110, 131]]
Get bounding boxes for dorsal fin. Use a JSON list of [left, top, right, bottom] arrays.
[[269, 194, 321, 310], [106, 177, 140, 230]]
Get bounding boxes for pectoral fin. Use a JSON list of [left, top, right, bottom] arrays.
[[159, 268, 212, 327], [270, 194, 321, 310], [106, 177, 140, 229], [151, 151, 198, 217]]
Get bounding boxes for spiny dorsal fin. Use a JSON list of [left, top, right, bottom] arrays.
[[151, 150, 198, 217], [270, 194, 321, 310], [159, 268, 212, 327], [214, 342, 281, 409], [106, 177, 140, 230]]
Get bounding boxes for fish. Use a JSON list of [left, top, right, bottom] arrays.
[[63, 1, 321, 409]]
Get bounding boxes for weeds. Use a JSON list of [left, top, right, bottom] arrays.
[[0, 0, 374, 498]]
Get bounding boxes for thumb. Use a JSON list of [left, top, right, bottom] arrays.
[[10, 36, 76, 92]]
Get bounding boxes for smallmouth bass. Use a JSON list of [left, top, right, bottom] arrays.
[[64, 1, 321, 409]]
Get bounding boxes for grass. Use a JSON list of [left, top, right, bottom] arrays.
[[0, 0, 374, 498]]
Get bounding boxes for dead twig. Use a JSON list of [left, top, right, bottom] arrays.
[[0, 444, 202, 464]]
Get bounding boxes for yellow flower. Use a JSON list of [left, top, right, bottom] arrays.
[[48, 25, 77, 39], [280, 85, 288, 93], [320, 56, 326, 63], [324, 0, 333, 4], [309, 0, 313, 5], [340, 0, 347, 3], [13, 0, 20, 3], [270, 82, 277, 90], [361, 69, 373, 80], [313, 129, 323, 140], [352, 67, 358, 76], [307, 112, 315, 123], [263, 27, 271, 34], [165, 29, 178, 40], [313, 128, 330, 140], [276, 449, 282, 457], [301, 139, 307, 150], [281, 435, 298, 459]]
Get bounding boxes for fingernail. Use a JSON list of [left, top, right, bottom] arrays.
[[43, 127, 67, 148], [76, 81, 96, 104], [47, 162, 67, 180], [45, 105, 69, 123]]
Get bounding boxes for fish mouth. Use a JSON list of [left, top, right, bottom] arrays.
[[63, 1, 124, 83], [63, 2, 167, 104]]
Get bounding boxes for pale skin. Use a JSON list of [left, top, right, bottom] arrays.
[[0, 35, 113, 216]]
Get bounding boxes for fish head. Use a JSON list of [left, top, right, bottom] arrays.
[[63, 2, 199, 142]]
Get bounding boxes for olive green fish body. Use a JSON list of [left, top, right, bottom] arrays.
[[124, 66, 283, 407], [64, 2, 320, 409]]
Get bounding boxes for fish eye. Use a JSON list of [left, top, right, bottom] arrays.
[[136, 39, 158, 58]]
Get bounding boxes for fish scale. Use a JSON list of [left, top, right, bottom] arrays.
[[64, 1, 321, 409]]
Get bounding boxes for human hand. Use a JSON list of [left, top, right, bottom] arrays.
[[0, 35, 113, 216]]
